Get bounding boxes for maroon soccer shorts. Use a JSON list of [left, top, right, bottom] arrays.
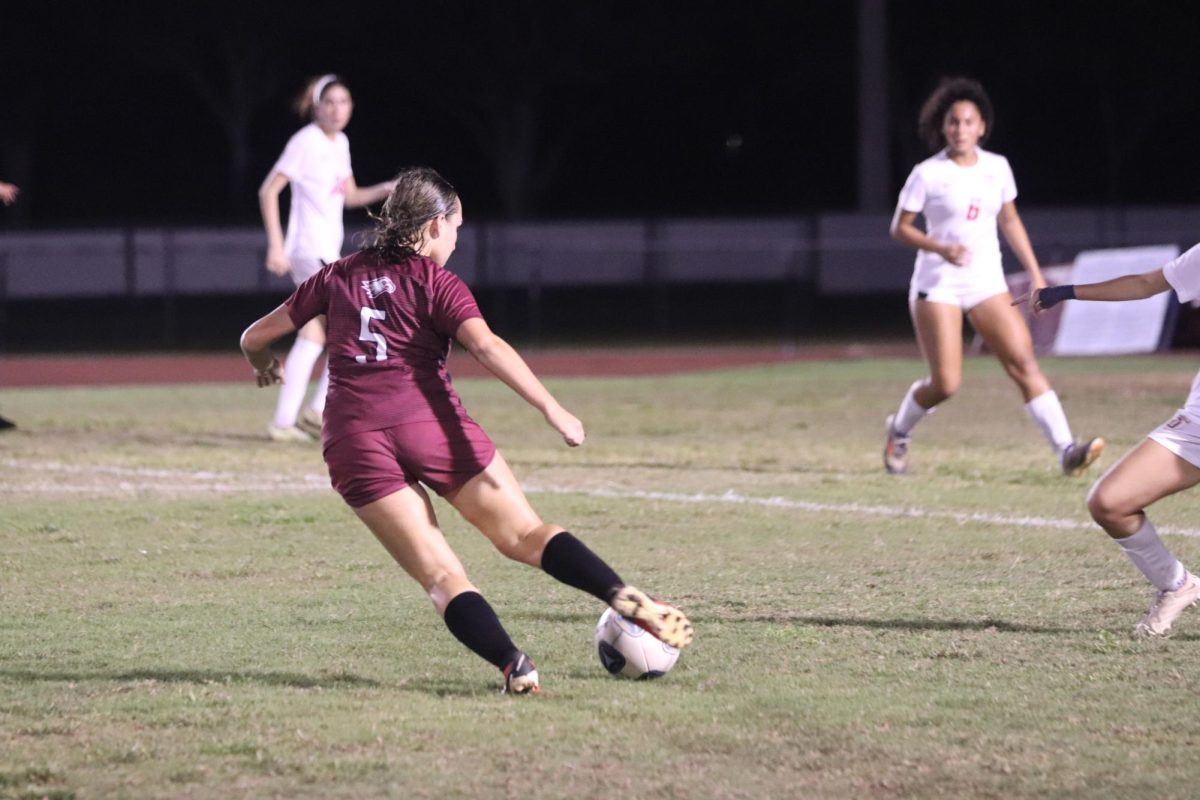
[[324, 418, 497, 507]]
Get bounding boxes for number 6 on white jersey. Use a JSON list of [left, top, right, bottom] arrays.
[[356, 306, 387, 363]]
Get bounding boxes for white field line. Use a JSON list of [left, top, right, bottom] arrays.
[[525, 484, 1200, 539], [5, 458, 1200, 539]]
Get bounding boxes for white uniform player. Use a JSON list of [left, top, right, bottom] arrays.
[[1151, 246, 1200, 462], [1018, 242, 1200, 637], [258, 74, 394, 442], [897, 148, 1015, 310], [883, 77, 1102, 478], [272, 122, 353, 284]]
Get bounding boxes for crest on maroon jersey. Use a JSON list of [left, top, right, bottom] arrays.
[[361, 276, 396, 299]]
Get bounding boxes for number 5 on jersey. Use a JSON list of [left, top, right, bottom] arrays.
[[356, 306, 387, 363]]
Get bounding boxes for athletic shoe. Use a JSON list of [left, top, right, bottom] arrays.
[[1135, 572, 1200, 638], [1061, 437, 1105, 477], [883, 415, 910, 475], [610, 586, 694, 649], [501, 652, 540, 695], [267, 424, 314, 443], [0, 414, 15, 431], [297, 407, 324, 437]]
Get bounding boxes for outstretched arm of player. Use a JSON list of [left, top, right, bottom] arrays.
[[455, 317, 585, 447], [240, 305, 297, 386], [998, 201, 1046, 290], [889, 206, 970, 266], [343, 177, 396, 209], [258, 171, 291, 276], [1013, 269, 1171, 314]]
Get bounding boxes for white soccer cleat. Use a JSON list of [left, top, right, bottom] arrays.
[[1061, 437, 1105, 477], [297, 407, 324, 437], [610, 586, 694, 650], [883, 414, 910, 475], [267, 424, 314, 443], [1135, 571, 1200, 638]]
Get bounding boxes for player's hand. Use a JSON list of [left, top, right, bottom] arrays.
[[546, 405, 585, 447], [940, 243, 971, 266], [0, 182, 19, 206], [265, 247, 290, 276], [254, 357, 284, 387], [1012, 285, 1074, 315]]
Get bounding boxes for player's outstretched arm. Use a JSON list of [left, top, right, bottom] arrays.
[[240, 305, 297, 387], [455, 317, 585, 447], [1013, 269, 1171, 314], [343, 177, 396, 209]]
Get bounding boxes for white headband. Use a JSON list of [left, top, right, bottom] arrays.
[[312, 74, 339, 107]]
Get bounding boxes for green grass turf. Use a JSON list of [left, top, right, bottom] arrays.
[[2, 354, 1199, 798]]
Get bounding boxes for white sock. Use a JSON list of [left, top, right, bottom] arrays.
[[1024, 390, 1073, 455], [272, 337, 323, 428], [309, 362, 330, 415], [1116, 516, 1187, 592], [892, 380, 933, 436]]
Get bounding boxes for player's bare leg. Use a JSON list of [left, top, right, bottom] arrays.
[[447, 453, 693, 649], [1087, 440, 1200, 636], [970, 294, 1103, 475], [885, 298, 963, 473], [354, 485, 538, 692]]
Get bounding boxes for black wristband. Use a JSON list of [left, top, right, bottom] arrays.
[[1037, 284, 1076, 310]]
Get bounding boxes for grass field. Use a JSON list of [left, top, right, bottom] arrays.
[[3, 353, 1200, 799]]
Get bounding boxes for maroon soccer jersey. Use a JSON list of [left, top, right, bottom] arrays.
[[285, 251, 483, 447]]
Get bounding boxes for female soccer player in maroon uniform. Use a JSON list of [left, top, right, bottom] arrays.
[[240, 167, 692, 693]]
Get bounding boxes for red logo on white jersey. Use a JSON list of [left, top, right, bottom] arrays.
[[966, 198, 981, 220]]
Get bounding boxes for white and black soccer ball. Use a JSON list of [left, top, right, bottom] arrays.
[[594, 607, 680, 679]]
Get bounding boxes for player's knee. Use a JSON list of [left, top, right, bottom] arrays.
[[1085, 480, 1124, 527]]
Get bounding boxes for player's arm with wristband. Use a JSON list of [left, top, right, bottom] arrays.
[[1014, 269, 1171, 313]]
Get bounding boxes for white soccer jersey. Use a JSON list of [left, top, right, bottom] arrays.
[[897, 148, 1018, 296], [1164, 242, 1200, 304], [272, 123, 353, 265], [1161, 243, 1200, 418]]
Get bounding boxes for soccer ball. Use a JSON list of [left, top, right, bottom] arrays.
[[594, 607, 680, 679]]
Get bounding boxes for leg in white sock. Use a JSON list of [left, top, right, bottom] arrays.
[[1024, 389, 1073, 455], [309, 360, 329, 415], [892, 380, 933, 436], [272, 336, 323, 428], [1115, 516, 1186, 593]]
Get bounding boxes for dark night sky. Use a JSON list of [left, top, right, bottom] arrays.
[[3, 1, 1200, 227]]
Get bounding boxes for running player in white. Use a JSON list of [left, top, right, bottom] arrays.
[[883, 77, 1102, 477], [1015, 243, 1200, 636], [258, 74, 394, 442]]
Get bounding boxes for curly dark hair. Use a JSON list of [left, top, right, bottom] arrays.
[[367, 167, 459, 261], [917, 77, 994, 154]]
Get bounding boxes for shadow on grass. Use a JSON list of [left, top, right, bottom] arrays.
[[510, 608, 1086, 636], [0, 668, 381, 688]]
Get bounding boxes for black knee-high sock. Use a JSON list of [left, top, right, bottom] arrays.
[[442, 591, 520, 669], [540, 531, 624, 603]]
